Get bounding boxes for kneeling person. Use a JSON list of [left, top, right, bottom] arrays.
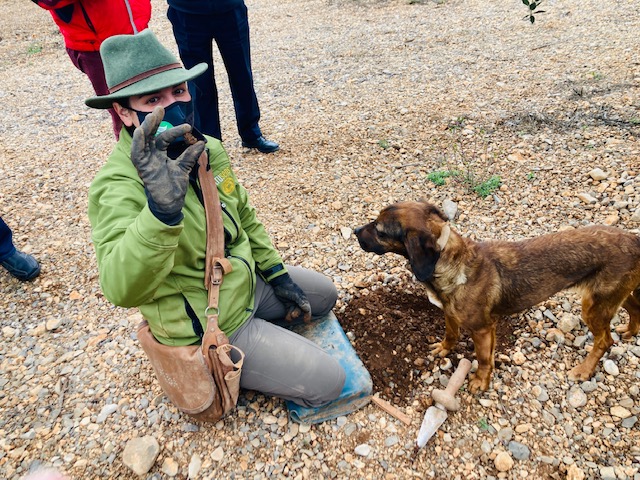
[[86, 30, 345, 410]]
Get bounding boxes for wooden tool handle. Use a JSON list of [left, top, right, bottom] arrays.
[[444, 358, 472, 395]]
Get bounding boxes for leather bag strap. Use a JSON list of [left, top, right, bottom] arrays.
[[196, 151, 233, 357]]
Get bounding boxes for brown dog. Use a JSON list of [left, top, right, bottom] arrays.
[[354, 201, 640, 393]]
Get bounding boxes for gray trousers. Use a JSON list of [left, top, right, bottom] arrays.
[[229, 266, 346, 407]]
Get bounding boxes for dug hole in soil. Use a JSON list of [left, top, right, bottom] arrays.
[[337, 280, 525, 405]]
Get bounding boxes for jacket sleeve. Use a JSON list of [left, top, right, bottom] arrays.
[[88, 163, 183, 308]]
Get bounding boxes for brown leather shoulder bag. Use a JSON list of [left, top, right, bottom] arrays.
[[137, 151, 244, 422]]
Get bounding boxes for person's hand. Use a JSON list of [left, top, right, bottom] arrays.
[[130, 106, 205, 225], [270, 273, 312, 323]]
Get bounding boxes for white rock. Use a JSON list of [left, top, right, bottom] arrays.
[[577, 193, 597, 204], [588, 168, 608, 181], [161, 457, 179, 477], [603, 359, 619, 376], [263, 415, 278, 424], [340, 227, 352, 239], [2, 326, 17, 338], [188, 453, 202, 479], [97, 404, 118, 423], [45, 318, 62, 331], [558, 313, 580, 333], [122, 436, 160, 476], [512, 351, 526, 365], [610, 406, 631, 419], [566, 464, 586, 480], [211, 447, 224, 462], [442, 199, 458, 220], [568, 387, 588, 408], [494, 451, 514, 472], [354, 444, 371, 457]]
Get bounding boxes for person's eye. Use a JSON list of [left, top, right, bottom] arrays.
[[146, 97, 160, 105]]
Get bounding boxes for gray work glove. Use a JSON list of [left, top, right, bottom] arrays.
[[269, 273, 312, 323], [131, 106, 206, 225]]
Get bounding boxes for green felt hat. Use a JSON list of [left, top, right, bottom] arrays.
[[85, 29, 207, 109]]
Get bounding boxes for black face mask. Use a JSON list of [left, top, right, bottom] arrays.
[[130, 101, 204, 159], [134, 100, 194, 140]]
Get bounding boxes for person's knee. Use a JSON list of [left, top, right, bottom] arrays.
[[311, 273, 338, 317], [303, 360, 346, 408]]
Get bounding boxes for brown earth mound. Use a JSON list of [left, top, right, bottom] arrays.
[[337, 285, 525, 405]]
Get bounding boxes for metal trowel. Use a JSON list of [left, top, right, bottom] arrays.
[[416, 358, 472, 449]]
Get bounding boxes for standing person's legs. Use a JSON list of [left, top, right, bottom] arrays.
[[167, 7, 222, 140], [66, 48, 122, 138], [214, 4, 262, 142], [229, 267, 345, 407], [0, 216, 15, 261]]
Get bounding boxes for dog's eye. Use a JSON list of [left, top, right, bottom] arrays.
[[377, 230, 388, 239]]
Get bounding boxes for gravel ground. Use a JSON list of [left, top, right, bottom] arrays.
[[1, 0, 639, 478]]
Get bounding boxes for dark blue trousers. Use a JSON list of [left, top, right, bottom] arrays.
[[168, 4, 262, 142], [0, 216, 16, 262]]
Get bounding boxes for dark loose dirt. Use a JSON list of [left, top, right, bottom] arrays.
[[337, 284, 526, 405]]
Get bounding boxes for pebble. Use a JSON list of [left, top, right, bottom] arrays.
[[494, 451, 514, 472], [512, 351, 526, 365], [558, 313, 580, 333], [580, 381, 598, 393], [497, 427, 513, 444], [188, 454, 202, 479], [588, 168, 609, 181], [354, 444, 371, 457], [211, 447, 224, 462], [603, 360, 619, 376], [122, 436, 160, 476], [508, 441, 531, 461], [96, 404, 118, 423], [610, 406, 632, 419], [442, 199, 458, 220], [161, 458, 179, 477], [568, 387, 588, 408]]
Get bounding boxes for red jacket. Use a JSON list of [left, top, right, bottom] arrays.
[[33, 0, 152, 52]]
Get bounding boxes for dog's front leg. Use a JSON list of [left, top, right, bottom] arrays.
[[468, 323, 496, 393], [430, 313, 460, 357]]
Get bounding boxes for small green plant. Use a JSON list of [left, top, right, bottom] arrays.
[[378, 139, 390, 149], [522, 0, 545, 24], [477, 417, 490, 431], [426, 170, 459, 186], [448, 116, 467, 131], [27, 43, 43, 55], [630, 117, 640, 125], [473, 175, 501, 198], [526, 171, 535, 181], [590, 71, 604, 81]]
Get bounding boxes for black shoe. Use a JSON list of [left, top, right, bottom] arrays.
[[1, 250, 41, 281], [241, 136, 279, 154]]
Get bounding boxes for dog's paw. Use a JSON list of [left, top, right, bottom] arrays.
[[468, 374, 490, 394], [568, 364, 594, 382], [430, 342, 450, 357], [614, 324, 638, 341]]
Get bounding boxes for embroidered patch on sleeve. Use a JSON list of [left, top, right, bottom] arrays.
[[215, 167, 236, 195]]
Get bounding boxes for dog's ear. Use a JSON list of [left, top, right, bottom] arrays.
[[405, 231, 440, 282], [437, 223, 451, 251]]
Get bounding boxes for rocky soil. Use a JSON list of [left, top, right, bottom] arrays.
[[1, 0, 639, 479]]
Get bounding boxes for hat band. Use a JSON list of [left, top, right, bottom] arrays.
[[108, 63, 183, 93]]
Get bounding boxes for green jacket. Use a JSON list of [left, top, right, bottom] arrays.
[[88, 131, 287, 346]]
